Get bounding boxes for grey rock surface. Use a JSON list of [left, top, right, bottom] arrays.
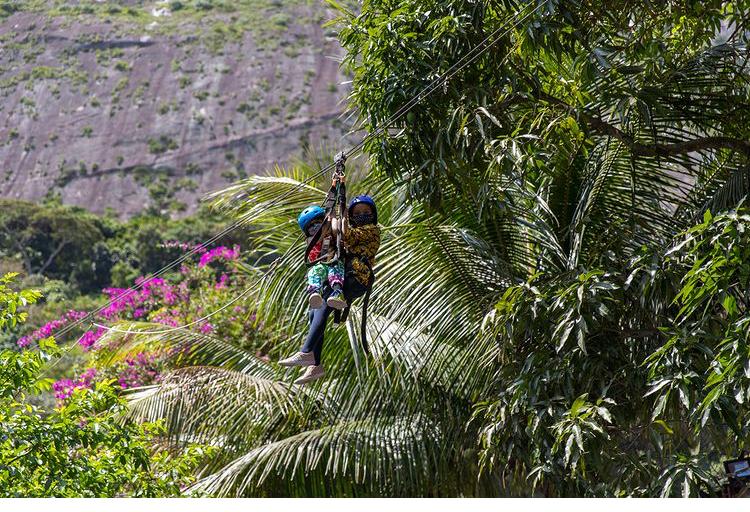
[[0, 1, 354, 217]]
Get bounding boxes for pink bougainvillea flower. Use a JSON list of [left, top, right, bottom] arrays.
[[152, 310, 181, 327], [17, 310, 89, 349], [78, 327, 105, 351], [215, 273, 229, 289], [117, 352, 161, 389], [52, 367, 98, 401], [198, 245, 240, 268]]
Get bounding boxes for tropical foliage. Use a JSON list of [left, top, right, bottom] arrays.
[[334, 0, 750, 496], [8, 0, 750, 498], [0, 274, 208, 497], [0, 199, 243, 294]]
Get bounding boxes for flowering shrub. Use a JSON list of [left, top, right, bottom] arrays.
[[151, 308, 182, 327], [1, 275, 212, 497], [215, 273, 229, 289], [51, 353, 163, 401], [22, 244, 266, 401], [117, 352, 163, 389], [79, 327, 106, 350], [17, 246, 242, 350], [198, 245, 240, 268], [17, 310, 88, 348], [100, 276, 180, 320], [52, 367, 98, 400]]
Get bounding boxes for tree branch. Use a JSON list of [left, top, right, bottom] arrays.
[[2, 225, 33, 275], [506, 60, 750, 158], [536, 91, 750, 157], [38, 239, 69, 275]]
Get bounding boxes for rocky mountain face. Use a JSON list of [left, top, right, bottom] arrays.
[[0, 1, 353, 217]]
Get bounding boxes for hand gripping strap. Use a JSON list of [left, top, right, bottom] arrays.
[[304, 184, 338, 267]]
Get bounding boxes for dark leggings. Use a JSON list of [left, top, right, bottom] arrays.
[[299, 279, 368, 365], [300, 303, 333, 365]]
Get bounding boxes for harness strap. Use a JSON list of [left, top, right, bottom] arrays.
[[304, 153, 347, 266], [359, 287, 371, 354], [334, 291, 369, 355], [338, 262, 374, 353], [304, 218, 330, 267], [304, 184, 337, 267], [360, 265, 376, 354]]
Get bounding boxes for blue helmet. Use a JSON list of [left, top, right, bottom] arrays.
[[298, 205, 325, 233], [348, 195, 377, 224]]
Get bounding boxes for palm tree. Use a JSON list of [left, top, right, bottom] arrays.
[[95, 159, 511, 497]]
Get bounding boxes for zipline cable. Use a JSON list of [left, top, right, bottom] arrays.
[[35, 1, 543, 362], [48, 163, 333, 342], [36, 169, 331, 376], [91, 2, 543, 338]]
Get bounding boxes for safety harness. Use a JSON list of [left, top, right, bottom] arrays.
[[303, 153, 374, 354], [304, 153, 347, 266]]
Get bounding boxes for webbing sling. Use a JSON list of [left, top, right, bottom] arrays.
[[303, 183, 343, 267], [304, 153, 347, 267], [334, 261, 374, 355]]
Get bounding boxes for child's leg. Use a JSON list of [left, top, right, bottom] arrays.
[[325, 261, 347, 310], [300, 304, 333, 364], [326, 261, 345, 289], [307, 263, 327, 292]]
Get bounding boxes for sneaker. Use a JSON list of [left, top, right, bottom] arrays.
[[326, 289, 347, 310], [278, 351, 315, 367], [294, 364, 325, 385], [308, 290, 324, 309]]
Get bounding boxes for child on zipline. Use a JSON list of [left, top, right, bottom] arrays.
[[279, 181, 381, 385], [297, 202, 347, 311]]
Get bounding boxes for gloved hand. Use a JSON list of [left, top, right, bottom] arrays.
[[332, 173, 345, 187]]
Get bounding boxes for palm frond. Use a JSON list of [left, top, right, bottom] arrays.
[[192, 414, 461, 497], [94, 321, 275, 376]]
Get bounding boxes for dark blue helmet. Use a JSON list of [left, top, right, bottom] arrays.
[[348, 195, 377, 224], [298, 205, 325, 233]]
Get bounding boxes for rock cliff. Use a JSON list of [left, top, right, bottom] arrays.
[[0, 1, 353, 217]]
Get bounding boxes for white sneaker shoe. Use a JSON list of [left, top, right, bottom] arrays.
[[308, 291, 324, 309], [326, 289, 347, 310], [294, 364, 325, 385], [278, 351, 315, 367]]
